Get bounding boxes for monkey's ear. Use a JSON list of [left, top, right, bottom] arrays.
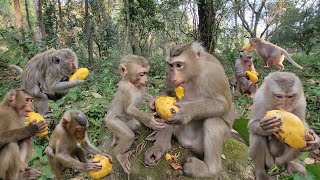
[[52, 56, 60, 64], [62, 118, 70, 128], [8, 89, 17, 102], [119, 64, 127, 77]]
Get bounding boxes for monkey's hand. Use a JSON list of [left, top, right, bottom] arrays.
[[28, 120, 48, 135], [85, 160, 102, 171], [145, 144, 169, 167], [144, 117, 165, 130], [302, 129, 320, 152], [147, 96, 159, 111], [166, 103, 192, 125], [259, 116, 282, 133]]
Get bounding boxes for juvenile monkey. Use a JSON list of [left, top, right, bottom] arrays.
[[9, 48, 85, 117], [248, 72, 320, 180], [234, 50, 258, 94], [105, 55, 165, 174], [145, 42, 235, 178], [245, 37, 303, 71], [45, 110, 110, 180], [0, 89, 48, 180]]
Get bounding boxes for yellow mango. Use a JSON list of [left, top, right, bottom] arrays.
[[265, 110, 314, 149], [243, 43, 252, 51], [69, 68, 89, 81], [88, 155, 112, 179], [175, 86, 184, 100], [155, 97, 179, 120], [165, 153, 172, 161], [245, 71, 259, 84], [26, 112, 48, 137]]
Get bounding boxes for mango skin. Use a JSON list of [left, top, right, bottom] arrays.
[[155, 97, 179, 120], [25, 112, 48, 137], [88, 155, 112, 179], [245, 71, 259, 84], [265, 110, 313, 149], [175, 86, 184, 100], [69, 68, 89, 81], [243, 43, 252, 51]]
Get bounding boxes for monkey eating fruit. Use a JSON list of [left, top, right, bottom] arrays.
[[69, 68, 89, 81]]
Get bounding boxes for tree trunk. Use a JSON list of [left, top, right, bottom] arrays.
[[25, 0, 35, 42], [85, 0, 94, 65], [124, 0, 140, 55], [58, 0, 66, 46], [13, 0, 25, 41], [38, 0, 46, 41]]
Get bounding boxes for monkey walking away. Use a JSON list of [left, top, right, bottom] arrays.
[[145, 42, 235, 178], [248, 72, 319, 180], [105, 55, 165, 174], [45, 110, 111, 180], [9, 48, 85, 117], [244, 37, 303, 71], [0, 89, 48, 180]]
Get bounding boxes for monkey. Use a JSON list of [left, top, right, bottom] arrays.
[[245, 37, 303, 71], [45, 110, 110, 180], [233, 50, 258, 95], [144, 42, 235, 178], [104, 55, 165, 174], [0, 89, 48, 180], [248, 72, 320, 180], [9, 48, 85, 117]]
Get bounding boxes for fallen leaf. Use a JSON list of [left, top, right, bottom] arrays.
[[92, 92, 103, 99], [307, 79, 317, 84], [221, 154, 226, 160], [304, 157, 315, 164], [170, 162, 183, 170], [165, 153, 172, 160]]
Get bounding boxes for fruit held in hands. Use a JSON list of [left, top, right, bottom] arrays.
[[155, 97, 179, 120], [265, 110, 314, 149], [245, 71, 259, 84], [69, 68, 89, 81], [88, 155, 112, 179], [26, 112, 48, 137]]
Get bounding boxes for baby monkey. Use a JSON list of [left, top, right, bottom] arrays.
[[45, 110, 111, 179], [105, 55, 165, 174]]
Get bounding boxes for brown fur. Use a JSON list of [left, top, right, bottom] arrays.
[[144, 42, 235, 178]]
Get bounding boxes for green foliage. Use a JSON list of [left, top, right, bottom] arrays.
[[232, 117, 250, 145], [43, 0, 58, 48]]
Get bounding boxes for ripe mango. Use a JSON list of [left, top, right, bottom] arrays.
[[243, 43, 252, 51], [155, 97, 179, 120], [26, 112, 48, 137], [88, 155, 112, 179], [175, 86, 184, 100], [69, 68, 89, 81], [265, 110, 314, 149], [245, 71, 259, 84]]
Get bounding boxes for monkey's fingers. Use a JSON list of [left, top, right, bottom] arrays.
[[268, 128, 281, 133], [302, 141, 318, 152], [260, 116, 279, 124], [86, 162, 102, 170], [26, 169, 42, 180], [260, 117, 281, 127], [173, 102, 181, 108], [261, 121, 282, 131]]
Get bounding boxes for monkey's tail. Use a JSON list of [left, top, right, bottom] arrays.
[[8, 65, 23, 74], [282, 50, 303, 70]]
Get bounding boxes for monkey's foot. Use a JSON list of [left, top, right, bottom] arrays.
[[19, 168, 42, 180], [116, 153, 131, 174], [183, 157, 218, 178], [286, 161, 306, 177], [256, 172, 275, 180]]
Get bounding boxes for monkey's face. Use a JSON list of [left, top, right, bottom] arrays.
[[249, 38, 261, 49], [13, 91, 33, 117], [240, 51, 253, 67], [167, 60, 186, 86], [52, 56, 78, 76], [126, 64, 150, 88], [74, 124, 87, 140], [272, 92, 297, 112]]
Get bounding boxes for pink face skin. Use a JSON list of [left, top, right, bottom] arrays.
[[135, 67, 149, 88], [273, 93, 296, 112], [168, 61, 185, 86], [75, 125, 87, 140], [19, 96, 33, 117]]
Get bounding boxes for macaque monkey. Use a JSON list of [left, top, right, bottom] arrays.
[[45, 110, 110, 180], [248, 72, 320, 180], [9, 48, 85, 117], [0, 89, 48, 180], [234, 50, 258, 94], [245, 37, 303, 71], [144, 42, 235, 178], [105, 55, 165, 174]]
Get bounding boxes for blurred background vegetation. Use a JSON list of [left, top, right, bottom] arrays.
[[0, 0, 319, 179]]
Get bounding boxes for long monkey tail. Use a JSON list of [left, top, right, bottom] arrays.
[[8, 65, 23, 74], [282, 50, 303, 70]]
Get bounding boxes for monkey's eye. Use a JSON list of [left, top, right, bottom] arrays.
[[176, 63, 183, 69], [275, 94, 284, 99], [139, 72, 146, 77], [240, 55, 243, 58], [168, 63, 174, 69], [287, 95, 295, 99], [26, 98, 33, 102]]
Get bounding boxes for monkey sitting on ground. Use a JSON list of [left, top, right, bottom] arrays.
[[0, 89, 48, 180], [9, 48, 85, 117], [248, 72, 320, 180], [233, 50, 258, 95], [144, 42, 235, 178], [105, 55, 165, 174], [45, 110, 110, 180], [245, 37, 303, 71]]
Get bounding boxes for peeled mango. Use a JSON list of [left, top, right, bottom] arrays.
[[88, 155, 112, 179], [25, 112, 48, 137], [69, 68, 89, 81], [175, 86, 184, 100], [243, 43, 252, 51], [155, 97, 179, 120], [265, 110, 314, 149], [245, 71, 259, 84]]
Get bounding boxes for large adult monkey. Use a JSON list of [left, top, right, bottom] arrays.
[[245, 37, 303, 71], [248, 72, 320, 180], [9, 48, 85, 117], [0, 89, 48, 180], [145, 42, 235, 178]]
